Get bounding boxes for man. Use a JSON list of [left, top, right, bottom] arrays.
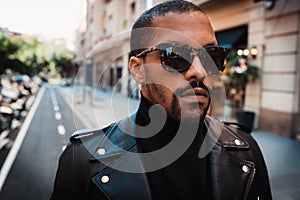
[[51, 1, 272, 199]]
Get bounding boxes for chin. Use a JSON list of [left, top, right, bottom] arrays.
[[167, 96, 209, 123], [177, 105, 207, 123], [182, 112, 206, 122]]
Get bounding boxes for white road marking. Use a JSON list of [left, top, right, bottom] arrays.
[[0, 86, 46, 191], [53, 105, 59, 111], [52, 101, 58, 106], [51, 95, 57, 102], [55, 112, 62, 120], [57, 125, 66, 135], [51, 93, 57, 104]]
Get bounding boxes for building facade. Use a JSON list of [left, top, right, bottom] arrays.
[[202, 0, 300, 138], [76, 0, 152, 97], [76, 0, 300, 138]]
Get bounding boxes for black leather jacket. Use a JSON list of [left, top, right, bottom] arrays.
[[51, 114, 272, 200]]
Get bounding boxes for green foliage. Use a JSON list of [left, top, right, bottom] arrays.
[[225, 50, 260, 88], [0, 28, 76, 78], [226, 51, 239, 68], [51, 51, 75, 78], [0, 30, 19, 73]]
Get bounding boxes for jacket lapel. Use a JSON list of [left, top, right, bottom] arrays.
[[210, 125, 256, 200], [91, 145, 152, 200], [90, 114, 153, 200]]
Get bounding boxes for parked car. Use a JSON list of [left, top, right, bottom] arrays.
[[61, 78, 72, 87]]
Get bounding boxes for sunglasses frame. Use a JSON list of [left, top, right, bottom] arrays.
[[136, 42, 229, 73]]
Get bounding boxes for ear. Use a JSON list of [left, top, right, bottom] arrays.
[[129, 56, 145, 84]]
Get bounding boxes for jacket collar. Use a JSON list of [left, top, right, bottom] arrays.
[[205, 116, 249, 149]]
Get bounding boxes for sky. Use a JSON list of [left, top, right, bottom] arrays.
[[0, 0, 82, 45]]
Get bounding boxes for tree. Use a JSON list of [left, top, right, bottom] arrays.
[[0, 28, 76, 78], [9, 35, 51, 76], [51, 51, 76, 78], [0, 29, 19, 73]]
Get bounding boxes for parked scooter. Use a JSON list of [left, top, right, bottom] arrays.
[[0, 74, 41, 150]]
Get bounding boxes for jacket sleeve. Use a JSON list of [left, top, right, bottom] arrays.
[[50, 142, 83, 200]]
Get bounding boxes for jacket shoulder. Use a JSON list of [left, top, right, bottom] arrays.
[[70, 124, 113, 142]]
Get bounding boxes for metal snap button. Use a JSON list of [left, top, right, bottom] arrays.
[[242, 165, 249, 173], [101, 175, 109, 183], [97, 148, 106, 155], [234, 139, 241, 146]]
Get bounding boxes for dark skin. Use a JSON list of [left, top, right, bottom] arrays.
[[129, 11, 218, 122]]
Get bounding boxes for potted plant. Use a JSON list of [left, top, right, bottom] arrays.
[[222, 49, 260, 130]]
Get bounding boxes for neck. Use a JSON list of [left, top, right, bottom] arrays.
[[136, 95, 180, 132], [136, 95, 206, 151]]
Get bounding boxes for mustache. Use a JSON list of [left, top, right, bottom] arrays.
[[174, 80, 210, 96]]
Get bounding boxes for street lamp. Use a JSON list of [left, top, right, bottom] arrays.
[[237, 49, 243, 56], [243, 49, 250, 56], [237, 47, 259, 59], [250, 46, 259, 59]]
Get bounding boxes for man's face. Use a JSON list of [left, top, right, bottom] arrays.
[[133, 11, 218, 122]]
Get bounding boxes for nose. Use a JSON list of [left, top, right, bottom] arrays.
[[184, 55, 208, 84]]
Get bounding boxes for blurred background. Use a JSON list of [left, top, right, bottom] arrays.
[[0, 0, 299, 199]]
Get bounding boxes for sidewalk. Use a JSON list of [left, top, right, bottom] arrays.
[[58, 85, 139, 129], [58, 85, 300, 200], [252, 131, 300, 200]]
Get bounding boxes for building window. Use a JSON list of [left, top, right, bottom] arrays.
[[106, 15, 113, 36], [216, 25, 249, 118], [131, 2, 136, 13], [215, 25, 248, 49]]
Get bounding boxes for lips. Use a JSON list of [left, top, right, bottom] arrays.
[[179, 87, 209, 105], [181, 87, 209, 98]]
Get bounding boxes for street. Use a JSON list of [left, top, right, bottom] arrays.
[[0, 85, 84, 200]]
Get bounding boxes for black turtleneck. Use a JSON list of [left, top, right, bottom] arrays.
[[135, 95, 213, 200]]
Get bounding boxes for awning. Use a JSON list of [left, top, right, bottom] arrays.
[[215, 26, 247, 49]]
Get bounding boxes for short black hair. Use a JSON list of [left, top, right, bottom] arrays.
[[130, 0, 205, 56]]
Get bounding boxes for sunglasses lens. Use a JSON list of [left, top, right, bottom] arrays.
[[161, 46, 192, 72], [205, 47, 228, 72], [158, 44, 228, 73]]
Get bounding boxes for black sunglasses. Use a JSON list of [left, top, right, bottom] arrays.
[[136, 42, 229, 74]]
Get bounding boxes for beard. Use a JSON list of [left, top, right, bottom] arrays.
[[144, 80, 211, 123]]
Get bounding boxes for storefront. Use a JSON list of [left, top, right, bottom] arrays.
[[201, 0, 300, 138]]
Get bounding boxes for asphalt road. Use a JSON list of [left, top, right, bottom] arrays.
[[0, 85, 85, 200]]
